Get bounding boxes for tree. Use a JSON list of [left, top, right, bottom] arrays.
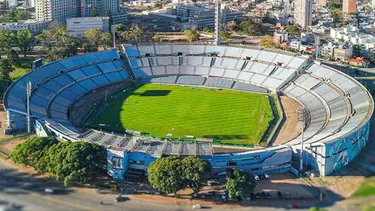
[[148, 156, 185, 196], [14, 10, 30, 21], [220, 32, 231, 41], [85, 29, 102, 47], [184, 28, 200, 42], [47, 27, 81, 60], [11, 137, 106, 186], [0, 59, 14, 79], [101, 32, 113, 49], [226, 169, 256, 200], [0, 30, 13, 58], [116, 24, 125, 31], [92, 7, 99, 17], [331, 9, 343, 27], [152, 33, 162, 42], [47, 141, 106, 185], [238, 20, 263, 36], [11, 136, 58, 167], [15, 29, 34, 57], [285, 25, 301, 37], [260, 35, 274, 48], [7, 49, 20, 66], [225, 20, 237, 32], [0, 8, 31, 22], [368, 52, 375, 64], [182, 156, 211, 195], [120, 26, 146, 43], [48, 20, 63, 33], [82, 43, 97, 53], [37, 29, 55, 50]]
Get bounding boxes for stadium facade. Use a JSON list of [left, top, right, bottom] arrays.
[[3, 45, 373, 179]]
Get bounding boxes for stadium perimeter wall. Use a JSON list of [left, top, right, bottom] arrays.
[[3, 46, 373, 179]]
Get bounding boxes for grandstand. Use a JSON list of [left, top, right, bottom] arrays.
[[3, 44, 373, 179]]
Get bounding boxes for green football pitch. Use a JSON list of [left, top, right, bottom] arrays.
[[90, 84, 274, 145]]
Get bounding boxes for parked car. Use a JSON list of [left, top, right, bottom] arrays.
[[259, 175, 265, 180], [277, 191, 283, 199], [254, 175, 260, 181], [222, 191, 227, 201], [264, 173, 270, 179], [305, 171, 315, 178], [266, 192, 272, 199], [44, 188, 54, 194], [250, 192, 256, 200], [255, 192, 261, 199], [261, 192, 266, 198], [114, 195, 126, 202], [192, 204, 201, 209], [285, 192, 291, 199], [207, 180, 219, 186]]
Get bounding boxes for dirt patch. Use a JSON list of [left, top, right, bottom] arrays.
[[273, 96, 300, 145], [0, 137, 28, 155], [0, 104, 11, 139]]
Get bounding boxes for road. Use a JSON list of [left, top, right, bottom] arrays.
[[0, 159, 190, 211]]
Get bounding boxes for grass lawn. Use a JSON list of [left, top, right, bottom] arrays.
[[352, 177, 375, 198], [90, 84, 273, 145], [9, 57, 47, 80]]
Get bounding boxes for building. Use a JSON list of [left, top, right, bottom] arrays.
[[6, 0, 18, 8], [175, 3, 243, 29], [81, 0, 105, 17], [318, 0, 327, 6], [320, 42, 353, 61], [273, 30, 288, 44], [349, 57, 370, 67], [35, 0, 127, 24], [67, 17, 110, 37], [294, 0, 312, 28], [343, 0, 356, 14], [26, 0, 35, 7], [35, 0, 81, 23], [0, 19, 51, 34]]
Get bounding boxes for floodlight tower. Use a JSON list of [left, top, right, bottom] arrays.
[[111, 25, 118, 49], [314, 35, 320, 60], [298, 107, 308, 172], [26, 81, 32, 133], [214, 0, 221, 45]]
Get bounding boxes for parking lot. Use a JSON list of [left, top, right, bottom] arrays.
[[191, 172, 317, 202], [253, 173, 317, 200]]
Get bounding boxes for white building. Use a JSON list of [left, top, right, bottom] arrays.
[[0, 19, 51, 34], [35, 0, 81, 23], [175, 3, 243, 29], [273, 30, 288, 43], [294, 0, 312, 28], [36, 0, 127, 24], [6, 0, 18, 8], [330, 27, 375, 49], [67, 17, 110, 37]]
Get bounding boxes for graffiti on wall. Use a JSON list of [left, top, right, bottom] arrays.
[[325, 121, 370, 175]]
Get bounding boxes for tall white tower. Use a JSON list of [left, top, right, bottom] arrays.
[[214, 0, 221, 45], [294, 0, 312, 28]]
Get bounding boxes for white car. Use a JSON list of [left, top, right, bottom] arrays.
[[254, 175, 260, 181], [264, 174, 270, 179], [192, 204, 201, 209], [44, 188, 54, 193]]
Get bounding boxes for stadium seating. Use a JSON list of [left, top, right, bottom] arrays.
[[176, 76, 206, 85], [4, 45, 372, 177]]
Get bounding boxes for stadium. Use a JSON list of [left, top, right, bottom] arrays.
[[3, 44, 373, 180]]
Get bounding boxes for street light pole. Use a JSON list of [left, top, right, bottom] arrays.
[[111, 25, 118, 49], [26, 81, 32, 133], [298, 107, 307, 172]]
